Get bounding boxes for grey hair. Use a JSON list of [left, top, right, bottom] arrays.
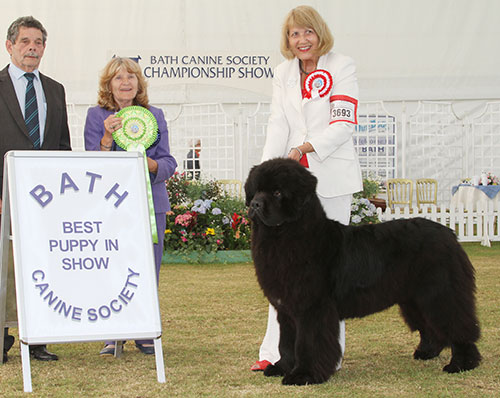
[[7, 16, 48, 44]]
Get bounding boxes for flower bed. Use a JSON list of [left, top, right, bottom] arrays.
[[164, 173, 251, 263]]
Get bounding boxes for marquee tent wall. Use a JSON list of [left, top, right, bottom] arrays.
[[2, 0, 500, 207]]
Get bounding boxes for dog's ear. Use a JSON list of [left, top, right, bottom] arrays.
[[294, 165, 318, 194], [305, 170, 318, 193], [244, 165, 258, 206]]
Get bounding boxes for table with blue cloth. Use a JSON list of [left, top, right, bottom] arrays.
[[450, 184, 500, 247], [450, 184, 500, 210]]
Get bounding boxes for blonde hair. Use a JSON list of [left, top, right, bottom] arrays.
[[97, 57, 149, 111], [280, 5, 334, 60]]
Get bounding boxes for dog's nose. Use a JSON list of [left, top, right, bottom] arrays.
[[250, 198, 262, 210]]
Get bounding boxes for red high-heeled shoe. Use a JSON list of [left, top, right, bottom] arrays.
[[250, 360, 272, 371]]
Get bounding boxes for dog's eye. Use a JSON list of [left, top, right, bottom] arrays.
[[273, 190, 282, 198]]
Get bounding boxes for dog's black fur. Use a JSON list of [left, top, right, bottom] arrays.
[[245, 158, 481, 385]]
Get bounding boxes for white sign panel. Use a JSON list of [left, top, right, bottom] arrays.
[[7, 151, 161, 344], [109, 51, 277, 101]]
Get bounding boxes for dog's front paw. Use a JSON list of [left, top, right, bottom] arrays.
[[263, 364, 285, 377], [414, 348, 440, 360], [282, 371, 322, 386], [443, 363, 462, 373], [443, 358, 480, 373]]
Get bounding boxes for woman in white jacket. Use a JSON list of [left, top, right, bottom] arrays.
[[251, 5, 362, 372]]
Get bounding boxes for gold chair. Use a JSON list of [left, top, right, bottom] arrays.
[[416, 178, 438, 207], [218, 179, 242, 198], [387, 179, 413, 209]]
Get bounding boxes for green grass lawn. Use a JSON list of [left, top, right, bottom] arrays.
[[1, 242, 499, 397]]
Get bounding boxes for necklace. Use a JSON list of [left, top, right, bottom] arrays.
[[299, 60, 309, 75]]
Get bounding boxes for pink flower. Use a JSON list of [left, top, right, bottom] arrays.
[[175, 212, 196, 228]]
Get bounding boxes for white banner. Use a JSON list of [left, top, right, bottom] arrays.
[[109, 51, 276, 102]]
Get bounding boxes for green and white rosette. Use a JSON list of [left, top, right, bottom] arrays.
[[113, 106, 159, 243]]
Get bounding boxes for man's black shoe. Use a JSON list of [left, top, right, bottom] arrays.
[[2, 333, 15, 363], [29, 345, 58, 361], [4, 334, 14, 351]]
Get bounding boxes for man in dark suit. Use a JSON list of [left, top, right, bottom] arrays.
[[1, 16, 71, 363]]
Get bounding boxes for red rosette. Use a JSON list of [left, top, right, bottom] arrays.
[[303, 69, 333, 99]]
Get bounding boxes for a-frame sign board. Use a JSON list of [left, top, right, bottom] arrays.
[[0, 151, 166, 392]]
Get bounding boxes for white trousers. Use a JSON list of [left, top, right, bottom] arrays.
[[258, 194, 352, 370]]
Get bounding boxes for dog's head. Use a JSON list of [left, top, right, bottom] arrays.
[[244, 158, 317, 227]]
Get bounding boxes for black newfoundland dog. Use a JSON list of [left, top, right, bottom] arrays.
[[245, 158, 481, 386]]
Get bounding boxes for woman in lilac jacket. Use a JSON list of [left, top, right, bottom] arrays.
[[84, 57, 177, 356]]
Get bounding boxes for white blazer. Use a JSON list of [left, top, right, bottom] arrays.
[[261, 51, 363, 197]]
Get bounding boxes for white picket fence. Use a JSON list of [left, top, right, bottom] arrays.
[[377, 204, 500, 246]]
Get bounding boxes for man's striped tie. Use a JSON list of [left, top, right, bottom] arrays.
[[24, 73, 40, 149]]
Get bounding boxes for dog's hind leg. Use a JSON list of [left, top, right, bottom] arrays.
[[442, 302, 482, 372], [442, 288, 481, 372], [414, 283, 480, 371], [444, 342, 481, 373], [399, 302, 445, 360], [404, 293, 481, 372]]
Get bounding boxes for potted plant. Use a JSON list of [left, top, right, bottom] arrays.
[[361, 178, 380, 199], [354, 174, 386, 211]]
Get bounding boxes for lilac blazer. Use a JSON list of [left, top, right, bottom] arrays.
[[84, 105, 177, 213]]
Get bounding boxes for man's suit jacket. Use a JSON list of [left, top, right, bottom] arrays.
[[261, 51, 362, 198], [0, 65, 71, 194]]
